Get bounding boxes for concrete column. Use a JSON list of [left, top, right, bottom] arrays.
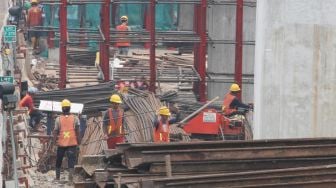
[[254, 0, 336, 139]]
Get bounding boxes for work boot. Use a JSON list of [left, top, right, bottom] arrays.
[[68, 168, 74, 184], [55, 168, 61, 181]]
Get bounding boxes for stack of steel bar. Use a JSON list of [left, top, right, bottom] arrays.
[[159, 90, 223, 119], [123, 90, 190, 143], [67, 50, 97, 65], [74, 138, 336, 187], [45, 63, 100, 85], [33, 82, 117, 114]]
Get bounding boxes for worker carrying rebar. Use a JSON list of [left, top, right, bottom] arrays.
[[27, 0, 43, 51], [52, 99, 80, 183], [103, 94, 125, 149], [19, 87, 42, 131], [153, 106, 180, 143], [116, 16, 131, 55], [222, 83, 252, 116]]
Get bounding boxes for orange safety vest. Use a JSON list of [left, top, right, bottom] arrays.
[[153, 119, 170, 143], [57, 115, 78, 147], [108, 108, 124, 136], [115, 24, 130, 47], [222, 93, 237, 116]]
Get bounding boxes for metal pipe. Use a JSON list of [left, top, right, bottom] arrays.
[[235, 0, 243, 100], [59, 0, 67, 89], [149, 0, 156, 93]]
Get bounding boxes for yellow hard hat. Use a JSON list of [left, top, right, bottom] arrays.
[[230, 83, 241, 92], [159, 106, 171, 116], [31, 0, 38, 3], [61, 99, 71, 107], [121, 16, 128, 21], [110, 94, 122, 104]]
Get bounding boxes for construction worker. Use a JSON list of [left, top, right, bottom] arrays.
[[153, 106, 180, 143], [27, 0, 43, 51], [53, 99, 80, 182], [19, 87, 42, 131], [95, 51, 104, 80], [103, 94, 125, 149], [222, 83, 251, 116], [116, 16, 130, 55]]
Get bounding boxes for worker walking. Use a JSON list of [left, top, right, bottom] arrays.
[[19, 87, 42, 131], [154, 106, 179, 142], [222, 83, 251, 116], [103, 94, 125, 149], [53, 99, 80, 183], [27, 0, 43, 51], [116, 16, 130, 55]]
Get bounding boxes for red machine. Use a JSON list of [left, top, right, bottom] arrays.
[[183, 109, 250, 140]]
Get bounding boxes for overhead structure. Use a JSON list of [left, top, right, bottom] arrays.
[[38, 0, 208, 101]]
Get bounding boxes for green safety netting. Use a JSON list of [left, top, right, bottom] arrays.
[[42, 3, 178, 50]]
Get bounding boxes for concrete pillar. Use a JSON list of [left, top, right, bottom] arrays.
[[254, 0, 336, 139]]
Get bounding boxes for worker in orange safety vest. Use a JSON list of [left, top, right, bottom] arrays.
[[153, 106, 172, 143], [116, 16, 131, 55], [103, 94, 125, 149], [222, 83, 251, 116], [53, 99, 80, 183]]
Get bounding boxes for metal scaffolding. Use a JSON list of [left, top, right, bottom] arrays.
[[38, 0, 208, 101]]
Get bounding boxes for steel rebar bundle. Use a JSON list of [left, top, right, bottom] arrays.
[[34, 82, 117, 114]]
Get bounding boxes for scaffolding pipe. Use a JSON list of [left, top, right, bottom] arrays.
[[59, 0, 67, 89], [235, 0, 243, 100]]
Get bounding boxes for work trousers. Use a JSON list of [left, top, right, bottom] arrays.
[[55, 146, 77, 169], [29, 110, 42, 128]]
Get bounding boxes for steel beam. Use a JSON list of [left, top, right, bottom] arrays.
[[59, 0, 67, 89], [234, 0, 243, 99], [141, 165, 336, 188], [149, 0, 156, 92]]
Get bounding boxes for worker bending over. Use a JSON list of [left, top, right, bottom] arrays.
[[19, 87, 42, 131], [27, 0, 43, 51], [116, 16, 131, 55], [103, 94, 125, 149], [222, 83, 251, 116], [53, 99, 80, 183], [153, 106, 180, 143]]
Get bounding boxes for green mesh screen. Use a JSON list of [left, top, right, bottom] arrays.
[[43, 3, 178, 50]]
